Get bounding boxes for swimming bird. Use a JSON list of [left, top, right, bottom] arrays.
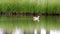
[[33, 16, 40, 22]]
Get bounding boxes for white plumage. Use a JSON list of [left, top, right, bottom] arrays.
[[33, 16, 40, 22]]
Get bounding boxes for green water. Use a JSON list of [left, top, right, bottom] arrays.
[[0, 16, 60, 30]]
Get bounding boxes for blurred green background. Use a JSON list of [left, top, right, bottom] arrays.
[[0, 0, 60, 13], [0, 0, 60, 33]]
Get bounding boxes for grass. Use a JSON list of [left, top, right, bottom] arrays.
[[0, 0, 60, 13]]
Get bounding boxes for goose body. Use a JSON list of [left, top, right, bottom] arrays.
[[33, 16, 40, 22]]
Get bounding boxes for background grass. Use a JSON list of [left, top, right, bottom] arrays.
[[0, 0, 60, 13]]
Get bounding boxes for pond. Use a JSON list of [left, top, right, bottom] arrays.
[[0, 16, 60, 34]]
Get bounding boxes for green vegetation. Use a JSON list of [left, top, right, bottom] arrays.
[[0, 0, 60, 13]]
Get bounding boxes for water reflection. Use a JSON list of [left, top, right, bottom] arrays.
[[12, 27, 24, 34], [0, 28, 60, 34], [0, 28, 3, 34], [41, 28, 46, 34], [50, 29, 60, 34], [34, 28, 37, 34]]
